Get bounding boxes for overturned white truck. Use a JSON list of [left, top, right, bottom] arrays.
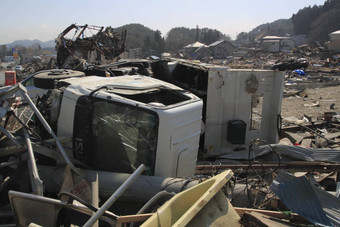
[[21, 60, 284, 175], [25, 61, 284, 178], [43, 74, 203, 178]]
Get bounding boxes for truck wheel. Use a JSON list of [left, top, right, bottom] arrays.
[[34, 69, 85, 89]]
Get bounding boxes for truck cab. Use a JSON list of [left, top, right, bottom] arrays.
[[48, 75, 202, 177]]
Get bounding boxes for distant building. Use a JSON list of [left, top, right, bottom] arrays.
[[325, 30, 340, 52], [128, 48, 142, 59], [182, 40, 236, 60], [262, 40, 280, 53], [292, 35, 307, 47], [4, 56, 14, 62], [208, 40, 236, 59], [192, 46, 212, 60], [260, 36, 295, 53], [183, 41, 207, 58]]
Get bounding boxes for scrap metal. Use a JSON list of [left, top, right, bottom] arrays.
[[55, 24, 126, 69], [270, 171, 340, 227]]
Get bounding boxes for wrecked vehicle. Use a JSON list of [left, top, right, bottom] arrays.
[[19, 69, 86, 98], [27, 74, 203, 177], [83, 59, 151, 77], [55, 24, 126, 69], [271, 58, 309, 71], [0, 74, 203, 224]]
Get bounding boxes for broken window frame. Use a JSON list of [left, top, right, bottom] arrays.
[[249, 93, 263, 130]]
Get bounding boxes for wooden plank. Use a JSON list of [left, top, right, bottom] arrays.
[[281, 123, 325, 133], [278, 138, 293, 146], [235, 207, 305, 221], [241, 211, 295, 227], [300, 138, 312, 147], [284, 131, 304, 144], [116, 213, 152, 226]]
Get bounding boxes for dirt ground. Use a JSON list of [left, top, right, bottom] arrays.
[[281, 84, 340, 123]]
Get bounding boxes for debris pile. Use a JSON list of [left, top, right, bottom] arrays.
[[1, 55, 340, 226], [21, 57, 57, 76], [280, 122, 340, 149], [55, 24, 126, 69]]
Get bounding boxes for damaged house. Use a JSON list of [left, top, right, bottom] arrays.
[[326, 30, 340, 52], [191, 46, 212, 61], [182, 40, 236, 60], [182, 41, 207, 59], [208, 39, 236, 59], [260, 36, 295, 53]]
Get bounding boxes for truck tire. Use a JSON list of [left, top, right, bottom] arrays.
[[34, 69, 85, 89]]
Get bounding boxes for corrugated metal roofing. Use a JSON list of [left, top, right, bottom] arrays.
[[313, 186, 340, 227], [193, 46, 212, 54], [209, 40, 225, 47], [261, 36, 291, 40], [184, 41, 206, 48], [208, 39, 236, 48], [270, 171, 339, 227]]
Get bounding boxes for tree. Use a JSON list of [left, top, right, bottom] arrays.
[[154, 30, 165, 55], [0, 45, 7, 59], [290, 0, 340, 42], [154, 30, 162, 43], [142, 36, 151, 52]]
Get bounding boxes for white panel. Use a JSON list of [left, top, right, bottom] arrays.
[[205, 69, 284, 155], [57, 89, 79, 138], [154, 100, 203, 177]]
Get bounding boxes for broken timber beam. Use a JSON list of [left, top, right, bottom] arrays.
[[235, 207, 306, 221], [116, 213, 152, 227]]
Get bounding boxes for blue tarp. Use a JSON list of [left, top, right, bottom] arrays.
[[294, 69, 306, 76]]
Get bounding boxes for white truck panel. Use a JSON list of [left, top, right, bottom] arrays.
[[205, 69, 284, 154]]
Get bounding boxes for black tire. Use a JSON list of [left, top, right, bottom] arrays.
[[34, 69, 85, 89]]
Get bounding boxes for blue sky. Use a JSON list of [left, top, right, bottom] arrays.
[[0, 0, 326, 44]]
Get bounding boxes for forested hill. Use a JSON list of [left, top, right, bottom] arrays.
[[112, 23, 229, 53], [245, 19, 293, 40], [112, 23, 158, 50], [236, 0, 340, 45], [292, 0, 340, 43]]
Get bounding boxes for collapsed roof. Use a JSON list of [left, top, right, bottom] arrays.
[[55, 24, 126, 69]]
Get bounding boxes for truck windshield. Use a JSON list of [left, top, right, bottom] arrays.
[[73, 97, 158, 175], [92, 100, 158, 175]]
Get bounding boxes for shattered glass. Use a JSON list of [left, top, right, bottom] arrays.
[[91, 100, 158, 175]]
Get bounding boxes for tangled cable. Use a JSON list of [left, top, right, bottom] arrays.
[[245, 138, 281, 208]]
